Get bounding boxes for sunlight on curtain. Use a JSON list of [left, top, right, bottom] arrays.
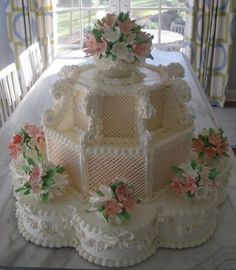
[[184, 0, 236, 107], [6, 0, 54, 68]]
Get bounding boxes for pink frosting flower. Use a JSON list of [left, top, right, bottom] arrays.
[[12, 134, 23, 145], [25, 124, 39, 137], [104, 199, 122, 218], [192, 138, 204, 153], [122, 195, 136, 211], [30, 165, 43, 184], [184, 176, 197, 194], [102, 13, 117, 28], [118, 20, 134, 35], [30, 165, 43, 194], [136, 31, 151, 42], [115, 183, 129, 201], [38, 136, 46, 152], [8, 143, 21, 159], [216, 142, 228, 155], [171, 177, 185, 194], [172, 175, 197, 195], [83, 35, 107, 56], [204, 147, 217, 159], [132, 42, 152, 57], [209, 133, 222, 146]]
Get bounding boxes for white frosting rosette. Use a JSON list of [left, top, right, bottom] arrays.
[[194, 186, 213, 201], [167, 63, 185, 78], [42, 109, 56, 127], [50, 81, 65, 100], [58, 65, 79, 79]]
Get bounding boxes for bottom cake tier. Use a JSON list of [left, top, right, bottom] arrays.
[[15, 187, 219, 267]]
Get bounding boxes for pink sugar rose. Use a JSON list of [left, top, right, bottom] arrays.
[[184, 176, 197, 194], [115, 183, 129, 201], [102, 13, 117, 28], [30, 165, 43, 184], [8, 143, 21, 159], [104, 199, 122, 218], [192, 138, 204, 153], [12, 134, 23, 145], [118, 20, 134, 35], [83, 35, 107, 56], [204, 147, 217, 159], [25, 124, 45, 143], [172, 177, 185, 194], [216, 142, 228, 155], [121, 195, 135, 211], [136, 31, 146, 40], [25, 124, 40, 137], [209, 133, 222, 146], [132, 42, 152, 57], [38, 136, 46, 152], [136, 31, 151, 42]]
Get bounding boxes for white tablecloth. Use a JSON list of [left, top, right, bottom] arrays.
[[0, 49, 236, 269]]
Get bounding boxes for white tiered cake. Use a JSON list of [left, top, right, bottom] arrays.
[[43, 62, 193, 202], [9, 12, 232, 268]]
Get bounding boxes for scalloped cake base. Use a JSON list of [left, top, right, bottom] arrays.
[[14, 187, 221, 268]]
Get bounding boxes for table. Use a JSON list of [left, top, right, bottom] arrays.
[[146, 29, 184, 50], [0, 50, 236, 269]]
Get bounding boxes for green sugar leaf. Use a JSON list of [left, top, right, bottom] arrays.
[[42, 193, 49, 202], [27, 157, 35, 166], [172, 166, 184, 176], [56, 166, 65, 174]]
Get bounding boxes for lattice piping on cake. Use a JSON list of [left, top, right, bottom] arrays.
[[45, 127, 82, 149], [45, 128, 82, 192], [86, 146, 144, 156], [146, 86, 167, 131], [101, 95, 139, 139], [150, 128, 192, 197], [152, 127, 193, 152], [86, 152, 147, 199]]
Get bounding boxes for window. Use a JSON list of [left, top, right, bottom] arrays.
[[130, 0, 186, 48], [54, 0, 109, 52], [54, 0, 186, 52]]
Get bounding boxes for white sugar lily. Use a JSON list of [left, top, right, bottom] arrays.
[[195, 186, 212, 201], [111, 42, 130, 60], [103, 28, 120, 41], [127, 32, 136, 45], [178, 161, 199, 178], [88, 185, 114, 209]]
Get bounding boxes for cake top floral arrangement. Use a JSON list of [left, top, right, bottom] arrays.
[[87, 176, 137, 225], [8, 124, 68, 202], [192, 128, 229, 161], [171, 160, 220, 201], [83, 12, 154, 65]]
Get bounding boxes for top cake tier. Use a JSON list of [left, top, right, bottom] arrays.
[[77, 64, 163, 95], [43, 62, 192, 146]]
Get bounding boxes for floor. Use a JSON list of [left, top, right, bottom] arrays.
[[212, 102, 236, 149]]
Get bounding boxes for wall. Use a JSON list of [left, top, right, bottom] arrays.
[[0, 1, 14, 70]]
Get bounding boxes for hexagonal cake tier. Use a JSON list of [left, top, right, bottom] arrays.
[[43, 63, 193, 201]]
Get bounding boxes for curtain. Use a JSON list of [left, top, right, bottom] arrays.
[[5, 0, 54, 68], [184, 0, 236, 107]]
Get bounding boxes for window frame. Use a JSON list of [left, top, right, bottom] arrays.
[[53, 0, 186, 52]]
